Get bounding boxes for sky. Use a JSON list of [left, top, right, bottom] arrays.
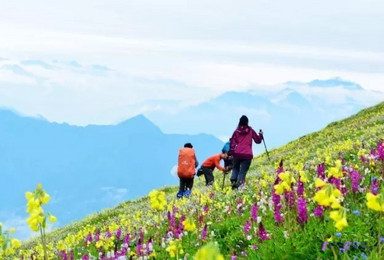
[[0, 0, 384, 126]]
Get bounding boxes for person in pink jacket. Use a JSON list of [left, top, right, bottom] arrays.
[[229, 115, 263, 189]]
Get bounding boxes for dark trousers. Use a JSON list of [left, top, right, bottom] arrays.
[[179, 177, 194, 193], [230, 157, 252, 188], [199, 166, 214, 186]]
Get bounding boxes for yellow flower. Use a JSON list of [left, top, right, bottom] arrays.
[[183, 218, 196, 232], [149, 190, 166, 211], [9, 227, 16, 233], [329, 208, 348, 231], [299, 170, 308, 183], [11, 239, 21, 249], [366, 192, 384, 212], [194, 243, 224, 260], [49, 214, 57, 223], [315, 178, 326, 188]]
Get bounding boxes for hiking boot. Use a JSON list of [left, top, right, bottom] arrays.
[[176, 191, 183, 199], [183, 190, 191, 197]]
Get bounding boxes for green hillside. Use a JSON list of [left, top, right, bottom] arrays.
[[3, 101, 384, 259]]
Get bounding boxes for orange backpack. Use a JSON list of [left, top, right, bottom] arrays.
[[177, 148, 196, 178]]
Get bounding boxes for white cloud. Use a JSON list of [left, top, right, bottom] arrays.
[[0, 0, 383, 126]]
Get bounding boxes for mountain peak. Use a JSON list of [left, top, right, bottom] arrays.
[[308, 78, 363, 90], [116, 114, 162, 134]]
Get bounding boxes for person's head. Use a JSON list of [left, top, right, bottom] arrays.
[[239, 115, 249, 127], [184, 143, 193, 148], [221, 152, 228, 159]]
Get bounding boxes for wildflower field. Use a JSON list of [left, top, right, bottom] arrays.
[[2, 101, 384, 259]]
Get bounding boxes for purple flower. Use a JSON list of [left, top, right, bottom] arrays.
[[297, 197, 308, 223], [231, 253, 237, 260], [349, 169, 362, 193], [81, 255, 89, 260], [123, 234, 130, 244], [258, 222, 270, 241], [116, 228, 122, 241], [244, 220, 251, 237], [272, 191, 284, 223], [371, 177, 379, 195], [314, 205, 324, 217], [251, 204, 258, 222], [201, 224, 208, 241], [322, 241, 329, 251], [317, 163, 325, 179], [297, 180, 304, 196], [285, 190, 295, 208]]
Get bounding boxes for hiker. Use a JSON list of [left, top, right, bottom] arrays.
[[177, 143, 198, 198], [197, 152, 229, 186], [222, 140, 233, 172], [229, 115, 263, 189]]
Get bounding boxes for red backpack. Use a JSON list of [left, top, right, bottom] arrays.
[[177, 148, 196, 178]]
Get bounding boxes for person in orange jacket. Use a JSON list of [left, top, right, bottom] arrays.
[[197, 152, 229, 186], [177, 143, 198, 198]]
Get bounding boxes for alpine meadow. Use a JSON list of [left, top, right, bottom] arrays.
[[2, 101, 384, 259]]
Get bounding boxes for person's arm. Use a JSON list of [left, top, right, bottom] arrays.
[[214, 156, 225, 171], [252, 128, 263, 144]]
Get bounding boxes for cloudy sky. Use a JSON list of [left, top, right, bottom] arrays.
[[0, 0, 383, 126]]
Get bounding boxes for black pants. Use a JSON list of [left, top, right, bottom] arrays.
[[179, 177, 194, 193], [198, 166, 214, 186]]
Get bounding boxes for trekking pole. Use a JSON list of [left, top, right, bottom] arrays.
[[260, 129, 270, 161], [222, 171, 227, 190]]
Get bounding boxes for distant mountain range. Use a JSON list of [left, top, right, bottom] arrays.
[[145, 78, 384, 149], [0, 110, 223, 238]]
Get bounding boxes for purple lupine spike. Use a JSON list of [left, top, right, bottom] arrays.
[[349, 169, 362, 193], [81, 255, 89, 260], [272, 191, 283, 223], [244, 220, 251, 237], [297, 197, 308, 223], [136, 239, 143, 256], [251, 204, 258, 222], [314, 205, 324, 217], [95, 230, 101, 241], [139, 228, 144, 243], [377, 141, 384, 160], [203, 205, 209, 214], [106, 229, 112, 238], [116, 228, 122, 241], [198, 214, 204, 225], [284, 190, 295, 208], [123, 234, 130, 244], [317, 163, 325, 179], [258, 222, 270, 241], [59, 251, 68, 260], [85, 233, 92, 245], [201, 224, 208, 241], [297, 179, 304, 196]]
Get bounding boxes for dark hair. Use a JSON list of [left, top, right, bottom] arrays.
[[184, 143, 193, 148], [239, 115, 249, 126]]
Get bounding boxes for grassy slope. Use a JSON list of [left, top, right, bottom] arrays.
[[22, 101, 384, 259]]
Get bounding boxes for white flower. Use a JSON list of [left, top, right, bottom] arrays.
[[257, 216, 262, 224]]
